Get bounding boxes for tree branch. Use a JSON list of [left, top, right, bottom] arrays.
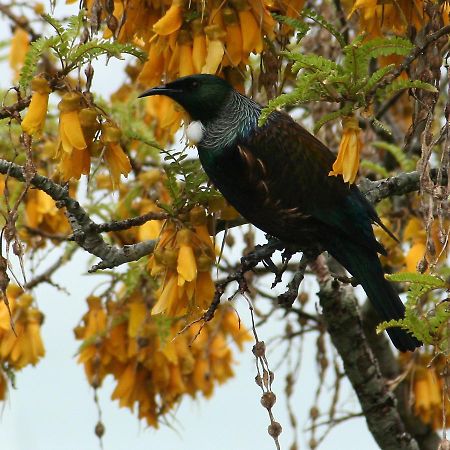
[[361, 301, 441, 450], [313, 255, 420, 450], [1, 151, 447, 274], [0, 96, 31, 120], [359, 168, 447, 204], [0, 158, 157, 271]]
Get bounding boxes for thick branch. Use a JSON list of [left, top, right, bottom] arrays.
[[92, 211, 169, 233], [0, 158, 157, 271], [361, 302, 441, 450], [314, 256, 419, 450], [0, 97, 31, 120], [359, 168, 447, 204]]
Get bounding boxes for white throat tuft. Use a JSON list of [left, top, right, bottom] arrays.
[[186, 120, 204, 145]]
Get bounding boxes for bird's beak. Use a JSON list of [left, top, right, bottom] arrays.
[[138, 85, 182, 98]]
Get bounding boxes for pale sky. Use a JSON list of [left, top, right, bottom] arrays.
[[0, 3, 377, 449]]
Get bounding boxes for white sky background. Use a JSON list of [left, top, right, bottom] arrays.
[[0, 2, 379, 449]]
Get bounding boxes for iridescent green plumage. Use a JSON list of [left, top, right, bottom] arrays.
[[140, 74, 421, 352]]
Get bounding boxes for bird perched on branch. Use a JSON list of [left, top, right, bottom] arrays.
[[139, 74, 421, 352]]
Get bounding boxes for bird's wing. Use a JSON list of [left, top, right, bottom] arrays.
[[240, 111, 386, 255]]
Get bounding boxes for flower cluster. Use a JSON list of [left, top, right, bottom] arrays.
[[403, 216, 447, 272], [148, 206, 216, 317], [346, 0, 450, 37], [20, 80, 132, 184], [0, 285, 45, 400], [79, 0, 305, 143], [400, 353, 450, 430], [24, 188, 71, 244], [75, 289, 251, 426]]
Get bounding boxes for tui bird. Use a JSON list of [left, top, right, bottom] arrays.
[[139, 74, 421, 352]]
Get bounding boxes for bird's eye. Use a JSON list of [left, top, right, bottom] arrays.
[[190, 80, 199, 89]]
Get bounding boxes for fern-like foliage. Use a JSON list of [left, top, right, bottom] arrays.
[[300, 8, 346, 48], [371, 141, 417, 172], [159, 147, 212, 213], [273, 14, 310, 42], [259, 20, 435, 132], [19, 11, 146, 91], [19, 36, 58, 91], [377, 273, 450, 347]]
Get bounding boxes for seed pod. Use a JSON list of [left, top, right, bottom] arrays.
[[260, 392, 276, 409], [252, 341, 266, 357], [95, 421, 105, 438], [267, 421, 282, 438], [417, 257, 428, 273], [310, 406, 319, 419]]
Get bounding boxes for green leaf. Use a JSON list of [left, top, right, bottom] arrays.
[[363, 65, 395, 94], [273, 14, 310, 41], [386, 272, 447, 288], [377, 79, 438, 98], [301, 8, 346, 48], [359, 160, 389, 178], [371, 141, 416, 172], [287, 53, 340, 74], [371, 118, 392, 136], [359, 36, 413, 59], [19, 36, 57, 91], [313, 104, 353, 133]]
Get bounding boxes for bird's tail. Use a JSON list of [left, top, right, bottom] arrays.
[[326, 241, 422, 352]]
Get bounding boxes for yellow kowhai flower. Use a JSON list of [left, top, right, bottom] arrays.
[[137, 199, 165, 242], [402, 216, 447, 271], [347, 0, 426, 37], [329, 116, 362, 184], [191, 19, 207, 73], [57, 92, 89, 180], [153, 0, 184, 36], [0, 288, 45, 370], [75, 282, 251, 427], [150, 208, 216, 317], [9, 26, 29, 79], [25, 188, 71, 237], [202, 25, 226, 74], [101, 124, 132, 187], [398, 353, 450, 430], [21, 76, 51, 136]]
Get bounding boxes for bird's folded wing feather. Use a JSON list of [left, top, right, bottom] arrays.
[[239, 111, 386, 254]]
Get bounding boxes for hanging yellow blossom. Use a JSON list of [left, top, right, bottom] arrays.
[[83, 0, 289, 144], [56, 92, 90, 180], [345, 0, 441, 37], [9, 26, 29, 79], [400, 353, 450, 430], [329, 116, 362, 184], [21, 76, 51, 136], [101, 124, 132, 187], [152, 0, 184, 36], [0, 285, 45, 371], [75, 286, 251, 427], [150, 207, 216, 317], [403, 216, 447, 271], [25, 188, 71, 238]]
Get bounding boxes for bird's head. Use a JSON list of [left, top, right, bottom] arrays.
[[138, 74, 233, 122]]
